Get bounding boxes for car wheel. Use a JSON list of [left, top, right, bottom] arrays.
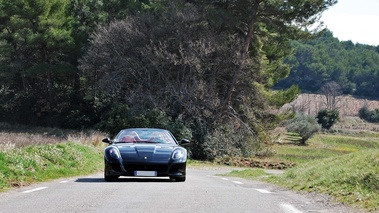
[[171, 176, 186, 182], [104, 175, 119, 182], [104, 170, 119, 182]]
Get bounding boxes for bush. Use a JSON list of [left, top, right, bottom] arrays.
[[188, 114, 273, 160], [316, 109, 339, 130], [359, 106, 370, 119], [359, 106, 379, 123], [286, 113, 320, 144]]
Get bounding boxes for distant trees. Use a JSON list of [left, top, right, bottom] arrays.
[[276, 30, 379, 98], [0, 0, 75, 125], [0, 0, 155, 126]]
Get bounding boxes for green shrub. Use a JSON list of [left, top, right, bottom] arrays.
[[286, 113, 320, 144], [316, 109, 339, 130], [359, 106, 370, 121], [359, 106, 379, 123]]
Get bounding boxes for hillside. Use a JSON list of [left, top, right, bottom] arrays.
[[276, 30, 379, 99], [280, 93, 379, 132]]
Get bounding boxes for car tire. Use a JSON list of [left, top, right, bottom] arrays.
[[171, 176, 186, 182], [104, 170, 119, 182], [104, 175, 119, 182]]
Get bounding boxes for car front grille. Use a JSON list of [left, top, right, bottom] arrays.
[[124, 163, 169, 173]]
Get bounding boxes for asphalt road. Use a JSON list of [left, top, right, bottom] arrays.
[[0, 167, 361, 213]]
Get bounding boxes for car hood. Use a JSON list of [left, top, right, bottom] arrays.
[[115, 143, 177, 163]]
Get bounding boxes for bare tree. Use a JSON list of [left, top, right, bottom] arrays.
[[79, 3, 247, 124], [319, 81, 342, 110]]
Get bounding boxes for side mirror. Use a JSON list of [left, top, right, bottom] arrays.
[[102, 137, 111, 144], [180, 139, 190, 145]]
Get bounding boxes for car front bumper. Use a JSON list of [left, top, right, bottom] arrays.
[[104, 160, 186, 178]]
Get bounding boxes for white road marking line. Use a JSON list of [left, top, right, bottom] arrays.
[[221, 178, 229, 181], [60, 180, 69, 183], [232, 181, 243, 185], [280, 203, 303, 213], [22, 187, 48, 193], [254, 188, 272, 194]]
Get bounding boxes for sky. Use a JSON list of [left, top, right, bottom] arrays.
[[320, 0, 379, 46]]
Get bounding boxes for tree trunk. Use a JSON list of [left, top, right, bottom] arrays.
[[220, 0, 261, 114]]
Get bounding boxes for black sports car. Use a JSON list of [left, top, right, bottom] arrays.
[[102, 128, 189, 182]]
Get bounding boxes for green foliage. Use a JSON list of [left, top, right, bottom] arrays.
[[277, 30, 379, 98], [286, 113, 320, 144], [359, 106, 379, 123], [0, 0, 161, 129], [267, 85, 301, 107], [0, 0, 79, 127], [316, 109, 339, 130], [359, 106, 370, 120], [69, 0, 158, 47], [0, 0, 74, 65], [97, 105, 132, 135], [167, 119, 192, 142]]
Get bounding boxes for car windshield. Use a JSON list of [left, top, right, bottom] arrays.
[[114, 129, 176, 144]]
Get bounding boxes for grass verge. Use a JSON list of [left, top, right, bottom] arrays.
[[0, 142, 103, 192], [266, 149, 379, 211], [221, 133, 379, 211]]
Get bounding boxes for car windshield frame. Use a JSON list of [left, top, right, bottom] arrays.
[[114, 129, 177, 145]]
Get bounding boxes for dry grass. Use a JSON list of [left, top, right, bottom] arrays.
[[0, 132, 61, 151], [0, 122, 106, 151], [67, 131, 106, 147], [333, 116, 379, 133]]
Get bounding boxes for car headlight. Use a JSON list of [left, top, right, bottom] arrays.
[[109, 148, 120, 159], [172, 149, 187, 162]]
